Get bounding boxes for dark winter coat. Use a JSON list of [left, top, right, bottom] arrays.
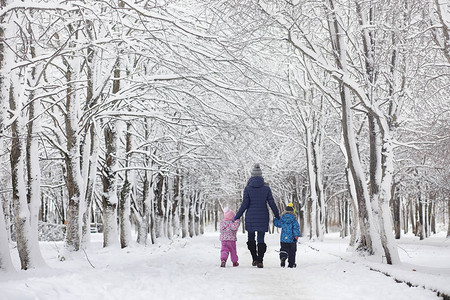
[[235, 177, 280, 232], [274, 212, 300, 243]]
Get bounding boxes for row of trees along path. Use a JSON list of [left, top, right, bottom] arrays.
[[0, 0, 449, 271]]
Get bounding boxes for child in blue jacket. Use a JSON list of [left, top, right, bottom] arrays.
[[273, 203, 300, 268]]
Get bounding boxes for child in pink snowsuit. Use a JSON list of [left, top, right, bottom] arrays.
[[220, 209, 241, 267]]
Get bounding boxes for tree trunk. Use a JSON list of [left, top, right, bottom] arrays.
[[200, 200, 205, 235], [10, 70, 45, 269], [324, 0, 377, 255], [447, 199, 450, 238], [62, 51, 84, 253], [180, 181, 188, 238], [81, 123, 99, 248], [101, 60, 122, 248], [346, 166, 360, 247], [305, 125, 318, 240], [403, 200, 408, 234], [340, 85, 375, 253], [410, 200, 416, 235], [102, 122, 119, 247], [163, 177, 169, 238], [313, 124, 325, 241], [137, 118, 153, 245], [154, 172, 164, 238], [0, 198, 14, 271], [418, 199, 424, 240], [189, 195, 195, 238], [81, 40, 99, 248], [430, 200, 436, 234], [194, 193, 200, 236], [150, 192, 156, 244], [119, 122, 132, 248], [172, 172, 181, 237], [25, 41, 46, 267], [214, 201, 218, 232], [137, 166, 150, 245], [392, 184, 401, 239]]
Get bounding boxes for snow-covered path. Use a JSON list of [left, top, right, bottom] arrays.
[[1, 231, 447, 300]]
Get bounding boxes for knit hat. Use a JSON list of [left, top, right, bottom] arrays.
[[224, 209, 235, 221], [251, 163, 263, 177], [285, 203, 295, 213]]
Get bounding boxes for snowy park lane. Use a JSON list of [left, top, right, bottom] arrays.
[[1, 231, 448, 300]]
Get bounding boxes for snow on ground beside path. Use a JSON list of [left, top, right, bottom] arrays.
[[309, 232, 450, 297], [0, 230, 448, 300]]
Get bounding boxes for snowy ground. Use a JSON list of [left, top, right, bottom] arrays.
[[1, 229, 449, 300]]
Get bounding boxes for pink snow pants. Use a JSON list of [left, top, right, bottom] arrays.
[[220, 240, 238, 263]]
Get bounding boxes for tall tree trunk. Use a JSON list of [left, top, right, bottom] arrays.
[[62, 45, 84, 253], [81, 123, 99, 248], [200, 200, 205, 235], [137, 119, 152, 245], [150, 192, 156, 244], [119, 122, 132, 248], [137, 162, 150, 245], [410, 200, 416, 235], [172, 172, 181, 237], [137, 171, 150, 245], [81, 40, 99, 248], [101, 61, 121, 247], [346, 165, 360, 247], [0, 202, 13, 271], [102, 122, 119, 247], [180, 177, 188, 238], [403, 200, 409, 234], [430, 199, 435, 234], [154, 172, 164, 238], [392, 184, 401, 239], [10, 70, 45, 269], [189, 194, 195, 238], [357, 0, 399, 264], [325, 0, 378, 255], [25, 35, 46, 267], [163, 177, 169, 238], [214, 201, 218, 232], [313, 121, 325, 241], [418, 197, 424, 240], [0, 0, 14, 272], [447, 199, 450, 238], [305, 126, 318, 240], [194, 192, 201, 236], [8, 18, 46, 267]]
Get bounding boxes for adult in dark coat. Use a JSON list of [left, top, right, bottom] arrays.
[[234, 163, 280, 268]]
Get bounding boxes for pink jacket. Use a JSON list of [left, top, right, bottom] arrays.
[[220, 219, 241, 241]]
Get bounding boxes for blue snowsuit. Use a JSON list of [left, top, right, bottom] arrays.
[[274, 212, 300, 267]]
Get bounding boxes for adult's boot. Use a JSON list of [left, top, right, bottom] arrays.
[[247, 241, 258, 266], [257, 243, 267, 268]]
